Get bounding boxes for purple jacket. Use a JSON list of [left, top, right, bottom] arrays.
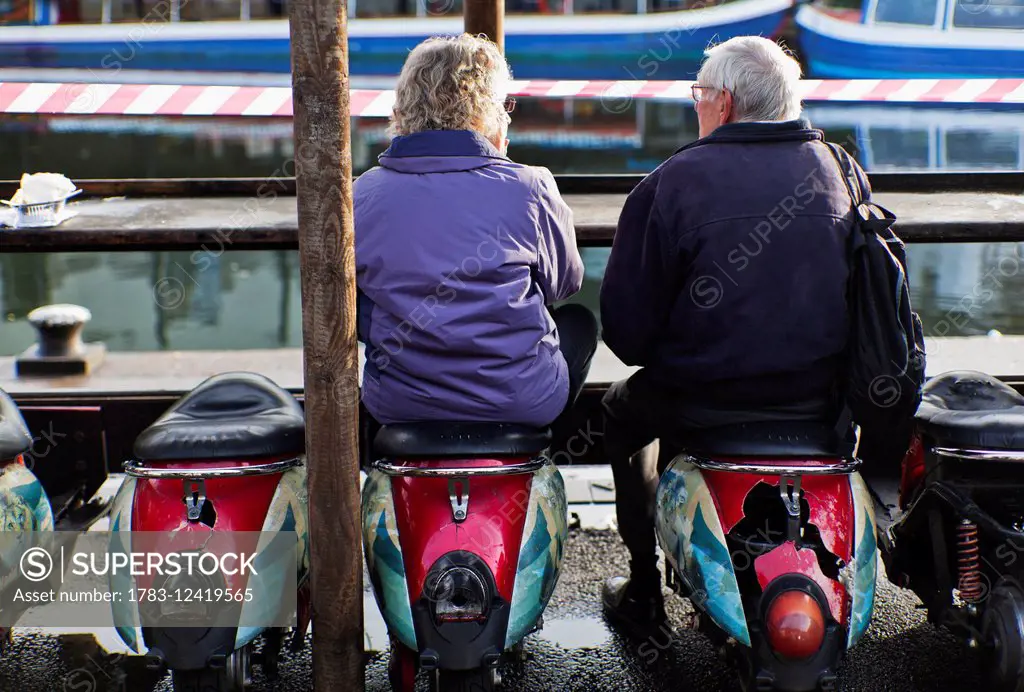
[[354, 130, 584, 427]]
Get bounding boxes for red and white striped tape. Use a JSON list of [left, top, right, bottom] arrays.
[[1, 79, 1022, 117]]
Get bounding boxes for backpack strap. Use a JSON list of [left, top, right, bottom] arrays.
[[825, 141, 864, 208], [825, 141, 862, 448]]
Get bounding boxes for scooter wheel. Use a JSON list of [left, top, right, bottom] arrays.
[[432, 667, 501, 692], [388, 637, 418, 692], [171, 669, 224, 692], [171, 645, 252, 692], [262, 628, 285, 679], [984, 580, 1024, 692]]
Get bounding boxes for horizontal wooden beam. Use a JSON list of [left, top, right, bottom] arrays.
[[2, 191, 1022, 252], [3, 172, 1024, 199]]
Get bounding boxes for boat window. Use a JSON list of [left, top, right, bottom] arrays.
[[866, 128, 932, 171], [953, 0, 1024, 29], [508, 0, 569, 12], [873, 0, 939, 26], [573, 0, 633, 13], [0, 0, 31, 23], [354, 0, 447, 17], [945, 131, 1021, 170]]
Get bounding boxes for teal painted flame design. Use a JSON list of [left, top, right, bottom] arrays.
[[505, 461, 568, 649], [848, 506, 878, 647], [656, 460, 749, 647], [235, 466, 309, 651], [361, 469, 417, 649], [109, 505, 142, 653], [518, 510, 550, 570], [0, 465, 53, 604], [236, 529, 299, 649], [374, 512, 406, 576], [689, 504, 750, 646], [0, 463, 53, 533]]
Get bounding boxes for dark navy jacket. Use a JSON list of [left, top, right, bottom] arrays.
[[600, 119, 865, 407]]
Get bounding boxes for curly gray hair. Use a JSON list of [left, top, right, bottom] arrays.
[[388, 34, 513, 140]]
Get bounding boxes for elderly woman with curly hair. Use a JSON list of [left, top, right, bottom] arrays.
[[355, 34, 597, 433]]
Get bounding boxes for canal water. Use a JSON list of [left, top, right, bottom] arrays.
[[1, 99, 1023, 356]]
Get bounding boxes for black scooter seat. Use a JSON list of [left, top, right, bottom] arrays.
[[681, 420, 855, 459], [374, 422, 551, 459], [915, 370, 1024, 452], [0, 388, 32, 460], [134, 372, 305, 461]]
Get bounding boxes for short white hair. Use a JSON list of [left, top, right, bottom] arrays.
[[696, 36, 803, 122], [389, 34, 512, 140]]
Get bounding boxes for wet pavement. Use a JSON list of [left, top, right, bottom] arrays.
[[0, 528, 988, 692]]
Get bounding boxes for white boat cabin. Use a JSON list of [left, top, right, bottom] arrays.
[[864, 0, 1024, 30]]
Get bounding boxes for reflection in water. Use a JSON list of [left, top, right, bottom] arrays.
[[2, 100, 1020, 355], [804, 105, 1024, 172], [533, 616, 612, 649], [0, 251, 303, 355], [1, 245, 1023, 357], [2, 101, 1022, 179]]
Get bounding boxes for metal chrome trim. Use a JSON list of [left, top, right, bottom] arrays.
[[183, 478, 207, 522], [372, 456, 546, 477], [685, 454, 860, 475], [934, 448, 1024, 463], [123, 456, 303, 478], [449, 477, 469, 523], [781, 475, 803, 517]]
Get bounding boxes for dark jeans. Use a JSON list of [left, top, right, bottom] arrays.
[[602, 367, 836, 584], [550, 303, 599, 434]]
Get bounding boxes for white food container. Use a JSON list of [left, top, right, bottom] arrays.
[[1, 189, 82, 228]]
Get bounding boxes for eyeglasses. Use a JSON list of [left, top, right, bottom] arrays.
[[691, 84, 710, 102], [503, 96, 516, 113]]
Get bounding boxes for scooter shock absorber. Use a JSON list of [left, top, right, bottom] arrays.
[[957, 518, 984, 603]]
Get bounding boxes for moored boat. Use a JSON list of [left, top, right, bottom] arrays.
[[0, 0, 792, 79], [795, 0, 1024, 79]]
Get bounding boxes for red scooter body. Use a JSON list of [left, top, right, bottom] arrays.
[[389, 460, 532, 609], [701, 468, 855, 628], [655, 424, 878, 692], [106, 373, 311, 692], [362, 423, 568, 692]]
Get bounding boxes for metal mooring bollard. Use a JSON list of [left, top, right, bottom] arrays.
[[14, 304, 106, 377]]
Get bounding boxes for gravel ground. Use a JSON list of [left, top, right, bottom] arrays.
[[0, 529, 986, 692]]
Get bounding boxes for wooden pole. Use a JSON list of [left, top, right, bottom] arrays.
[[464, 0, 505, 53], [287, 0, 363, 687]]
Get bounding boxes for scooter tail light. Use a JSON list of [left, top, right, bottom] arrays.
[[147, 551, 222, 622], [764, 590, 826, 660], [429, 565, 490, 623]]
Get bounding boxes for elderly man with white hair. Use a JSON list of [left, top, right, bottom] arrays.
[[599, 36, 872, 635]]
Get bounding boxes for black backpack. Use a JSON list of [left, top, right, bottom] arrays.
[[826, 142, 927, 434]]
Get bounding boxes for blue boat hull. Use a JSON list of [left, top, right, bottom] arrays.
[[800, 30, 1024, 79], [796, 6, 1024, 79], [0, 11, 789, 79]]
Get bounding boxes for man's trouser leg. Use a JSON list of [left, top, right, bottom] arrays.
[[602, 370, 670, 592]]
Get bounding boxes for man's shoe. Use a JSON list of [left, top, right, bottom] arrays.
[[601, 575, 669, 640]]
